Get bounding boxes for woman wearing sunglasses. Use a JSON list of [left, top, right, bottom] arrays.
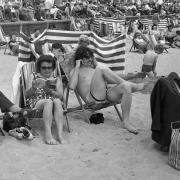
[[25, 55, 66, 145]]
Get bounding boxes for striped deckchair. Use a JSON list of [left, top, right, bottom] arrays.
[[30, 29, 126, 74], [18, 31, 32, 62], [92, 18, 101, 35], [93, 17, 126, 36], [158, 18, 168, 31], [141, 18, 168, 31]]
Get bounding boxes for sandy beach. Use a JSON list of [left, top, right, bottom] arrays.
[[0, 38, 180, 180]]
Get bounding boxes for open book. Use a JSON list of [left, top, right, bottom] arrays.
[[34, 77, 56, 89]]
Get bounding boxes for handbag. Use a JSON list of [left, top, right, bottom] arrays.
[[168, 121, 180, 170]]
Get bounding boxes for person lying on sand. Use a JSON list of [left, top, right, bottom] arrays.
[[69, 46, 146, 134], [141, 44, 163, 79]]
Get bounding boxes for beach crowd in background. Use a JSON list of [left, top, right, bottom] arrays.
[[0, 0, 179, 22]]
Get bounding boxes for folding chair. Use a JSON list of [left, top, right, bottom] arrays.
[[64, 87, 123, 124], [60, 63, 123, 124], [20, 62, 71, 132]]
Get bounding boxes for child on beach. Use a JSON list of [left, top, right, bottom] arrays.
[[141, 44, 163, 79]]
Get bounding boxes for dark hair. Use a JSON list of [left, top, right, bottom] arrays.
[[36, 55, 56, 72], [74, 46, 94, 66], [176, 30, 180, 36], [52, 43, 65, 53], [154, 44, 164, 54], [167, 24, 173, 29], [151, 24, 157, 30]]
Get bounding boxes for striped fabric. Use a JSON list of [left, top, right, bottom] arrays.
[[18, 32, 32, 62], [168, 126, 180, 170], [93, 17, 125, 35], [23, 30, 126, 74], [141, 18, 168, 31], [93, 18, 101, 33]]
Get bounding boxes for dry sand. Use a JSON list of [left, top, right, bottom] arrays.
[[0, 39, 180, 180]]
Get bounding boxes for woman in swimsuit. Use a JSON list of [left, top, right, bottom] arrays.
[[25, 55, 66, 145]]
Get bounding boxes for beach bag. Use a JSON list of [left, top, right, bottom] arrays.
[[168, 121, 180, 170], [3, 112, 28, 132], [89, 113, 104, 124]]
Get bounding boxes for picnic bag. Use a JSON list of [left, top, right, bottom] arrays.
[[168, 122, 180, 170]]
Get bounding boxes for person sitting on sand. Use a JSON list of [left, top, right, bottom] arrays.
[[141, 44, 163, 79], [69, 46, 146, 134], [25, 55, 66, 145]]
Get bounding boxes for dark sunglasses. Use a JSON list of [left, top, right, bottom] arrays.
[[41, 66, 53, 70]]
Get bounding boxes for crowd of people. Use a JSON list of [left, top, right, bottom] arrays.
[[0, 0, 179, 22]]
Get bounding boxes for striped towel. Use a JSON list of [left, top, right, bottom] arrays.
[[20, 30, 126, 74]]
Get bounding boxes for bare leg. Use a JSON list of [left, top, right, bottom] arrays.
[[53, 99, 67, 144], [35, 99, 58, 145], [89, 67, 144, 101], [107, 82, 138, 134]]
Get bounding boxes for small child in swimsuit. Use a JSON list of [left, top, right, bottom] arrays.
[[141, 44, 163, 79]]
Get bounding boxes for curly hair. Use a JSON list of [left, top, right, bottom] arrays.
[[154, 44, 164, 54], [52, 43, 65, 53], [74, 46, 94, 66], [36, 55, 56, 73]]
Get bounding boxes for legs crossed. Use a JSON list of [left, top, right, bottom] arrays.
[[89, 66, 144, 134]]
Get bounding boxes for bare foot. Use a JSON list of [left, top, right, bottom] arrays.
[[58, 137, 68, 144], [123, 121, 139, 135], [131, 83, 145, 92], [45, 138, 59, 145]]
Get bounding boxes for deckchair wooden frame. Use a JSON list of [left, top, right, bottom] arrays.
[[20, 62, 71, 133]]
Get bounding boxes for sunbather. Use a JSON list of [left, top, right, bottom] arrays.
[[25, 55, 66, 145], [69, 46, 145, 134], [141, 44, 163, 79]]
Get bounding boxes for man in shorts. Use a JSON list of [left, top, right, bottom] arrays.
[[69, 46, 146, 134], [141, 44, 163, 78]]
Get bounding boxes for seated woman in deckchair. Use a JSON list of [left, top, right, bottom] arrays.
[[25, 55, 66, 145]]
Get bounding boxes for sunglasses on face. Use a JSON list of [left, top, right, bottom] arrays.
[[41, 66, 53, 70]]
